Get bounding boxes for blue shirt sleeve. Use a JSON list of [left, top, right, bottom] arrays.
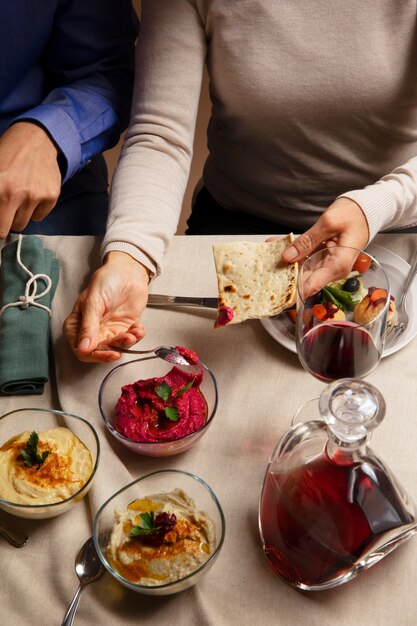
[[12, 0, 138, 183]]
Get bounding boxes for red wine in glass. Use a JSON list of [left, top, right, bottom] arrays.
[[299, 321, 380, 381], [260, 451, 415, 588]]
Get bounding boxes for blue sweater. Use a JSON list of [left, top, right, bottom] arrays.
[[0, 0, 137, 191]]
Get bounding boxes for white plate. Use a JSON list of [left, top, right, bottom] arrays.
[[260, 244, 417, 358]]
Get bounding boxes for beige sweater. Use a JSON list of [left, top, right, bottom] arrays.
[[103, 0, 417, 275]]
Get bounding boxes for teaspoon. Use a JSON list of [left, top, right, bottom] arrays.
[[0, 518, 28, 547], [95, 344, 191, 365], [61, 537, 105, 626]]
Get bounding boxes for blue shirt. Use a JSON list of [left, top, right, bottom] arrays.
[[0, 0, 137, 188]]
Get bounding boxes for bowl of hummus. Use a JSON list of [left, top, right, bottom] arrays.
[[98, 350, 218, 457], [0, 408, 100, 519], [93, 469, 225, 595]]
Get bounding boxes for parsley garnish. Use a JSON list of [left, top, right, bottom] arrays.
[[129, 511, 177, 546], [20, 431, 49, 469], [130, 512, 161, 537]]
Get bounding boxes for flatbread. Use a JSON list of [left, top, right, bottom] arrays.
[[212, 235, 298, 328]]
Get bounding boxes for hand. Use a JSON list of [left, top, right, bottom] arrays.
[[64, 252, 150, 363], [279, 197, 370, 290], [0, 122, 61, 238]]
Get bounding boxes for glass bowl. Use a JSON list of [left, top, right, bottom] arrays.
[[0, 408, 100, 519], [98, 356, 218, 457], [93, 469, 225, 595]]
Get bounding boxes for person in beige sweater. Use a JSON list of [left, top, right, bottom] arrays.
[[65, 0, 417, 361]]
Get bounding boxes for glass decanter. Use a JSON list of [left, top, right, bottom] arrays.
[[259, 379, 417, 591]]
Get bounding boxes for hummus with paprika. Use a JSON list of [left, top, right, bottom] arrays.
[[107, 488, 215, 585], [115, 365, 208, 443], [0, 427, 92, 505]]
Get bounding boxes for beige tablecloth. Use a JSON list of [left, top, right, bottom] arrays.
[[1, 234, 416, 626]]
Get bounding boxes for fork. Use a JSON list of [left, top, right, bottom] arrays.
[[385, 246, 417, 345]]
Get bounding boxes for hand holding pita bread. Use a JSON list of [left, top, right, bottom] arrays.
[[279, 198, 370, 292]]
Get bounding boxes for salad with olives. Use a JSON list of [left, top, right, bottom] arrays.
[[286, 252, 396, 326]]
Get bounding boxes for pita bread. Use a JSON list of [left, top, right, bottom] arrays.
[[212, 235, 298, 328]]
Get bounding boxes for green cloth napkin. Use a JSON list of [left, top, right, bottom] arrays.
[[0, 236, 60, 395]]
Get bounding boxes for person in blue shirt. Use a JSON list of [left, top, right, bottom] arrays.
[[0, 0, 138, 237]]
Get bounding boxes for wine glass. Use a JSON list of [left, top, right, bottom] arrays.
[[295, 246, 390, 382]]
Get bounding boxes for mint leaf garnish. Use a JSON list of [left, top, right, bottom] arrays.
[[164, 407, 179, 422], [175, 379, 194, 398], [155, 381, 171, 402]]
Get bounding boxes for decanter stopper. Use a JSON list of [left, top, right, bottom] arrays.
[[318, 378, 385, 444]]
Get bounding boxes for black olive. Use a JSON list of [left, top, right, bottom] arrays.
[[306, 290, 323, 307], [343, 277, 360, 293]]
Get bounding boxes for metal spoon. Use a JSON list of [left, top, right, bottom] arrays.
[[96, 344, 191, 365], [0, 518, 28, 547], [61, 537, 105, 626]]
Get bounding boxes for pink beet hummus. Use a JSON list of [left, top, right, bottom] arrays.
[[175, 345, 199, 365], [115, 366, 207, 443], [215, 305, 234, 328]]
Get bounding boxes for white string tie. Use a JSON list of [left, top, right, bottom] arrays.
[[0, 235, 52, 318]]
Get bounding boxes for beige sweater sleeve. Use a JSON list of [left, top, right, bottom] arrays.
[[103, 0, 417, 269], [339, 157, 417, 239], [102, 0, 206, 275]]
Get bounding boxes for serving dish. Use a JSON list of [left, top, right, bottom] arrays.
[[98, 355, 218, 457], [93, 469, 225, 595], [260, 244, 417, 358], [0, 408, 100, 519]]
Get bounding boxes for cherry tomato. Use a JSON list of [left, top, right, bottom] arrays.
[[352, 252, 372, 274]]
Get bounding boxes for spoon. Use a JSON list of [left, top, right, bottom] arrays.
[[96, 344, 191, 365], [61, 537, 105, 626], [0, 518, 28, 548]]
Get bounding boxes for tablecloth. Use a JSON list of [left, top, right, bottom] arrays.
[[1, 234, 416, 626]]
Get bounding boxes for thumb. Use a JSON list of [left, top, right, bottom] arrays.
[[77, 301, 102, 354], [282, 225, 331, 263]]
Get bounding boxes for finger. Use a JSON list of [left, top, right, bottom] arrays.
[[31, 198, 57, 222], [10, 204, 35, 232], [77, 299, 103, 355], [101, 327, 145, 350], [301, 247, 359, 296], [79, 348, 121, 364], [281, 223, 335, 262], [0, 196, 20, 238]]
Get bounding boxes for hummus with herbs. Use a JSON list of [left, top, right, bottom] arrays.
[[107, 489, 215, 585], [115, 366, 208, 443], [0, 427, 92, 505]]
